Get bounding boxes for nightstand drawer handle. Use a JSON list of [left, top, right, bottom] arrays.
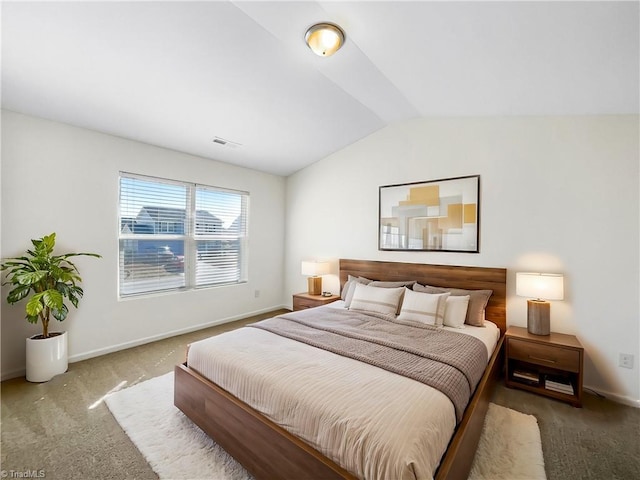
[[529, 355, 556, 364]]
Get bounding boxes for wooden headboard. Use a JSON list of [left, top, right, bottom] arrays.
[[339, 259, 507, 334]]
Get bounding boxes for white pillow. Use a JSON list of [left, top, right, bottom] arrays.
[[349, 283, 404, 317], [342, 275, 373, 307], [443, 295, 470, 328], [397, 288, 450, 326]]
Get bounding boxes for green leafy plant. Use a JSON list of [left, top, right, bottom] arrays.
[[1, 233, 101, 339]]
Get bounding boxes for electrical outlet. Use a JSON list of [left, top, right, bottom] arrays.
[[619, 353, 634, 369], [254, 290, 260, 298]]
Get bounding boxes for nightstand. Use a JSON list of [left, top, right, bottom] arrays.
[[505, 326, 583, 407], [292, 292, 340, 311]]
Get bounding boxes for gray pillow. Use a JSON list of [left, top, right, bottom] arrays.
[[413, 283, 492, 327]]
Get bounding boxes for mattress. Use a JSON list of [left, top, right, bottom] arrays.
[[187, 303, 499, 480]]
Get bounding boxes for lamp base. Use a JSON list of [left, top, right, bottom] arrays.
[[307, 276, 322, 296], [527, 300, 550, 335]]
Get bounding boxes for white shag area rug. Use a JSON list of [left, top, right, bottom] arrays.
[[105, 372, 546, 480]]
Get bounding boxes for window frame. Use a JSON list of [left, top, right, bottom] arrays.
[[118, 172, 249, 298]]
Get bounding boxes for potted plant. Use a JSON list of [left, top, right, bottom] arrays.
[[1, 233, 100, 382]]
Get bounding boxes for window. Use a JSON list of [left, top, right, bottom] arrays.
[[119, 172, 249, 297]]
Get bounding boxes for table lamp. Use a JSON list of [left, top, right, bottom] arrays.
[[516, 272, 564, 335], [301, 260, 330, 295]]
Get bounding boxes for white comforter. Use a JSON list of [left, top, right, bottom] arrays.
[[187, 304, 499, 480]]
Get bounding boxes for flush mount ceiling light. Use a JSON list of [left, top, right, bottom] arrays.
[[304, 22, 345, 57]]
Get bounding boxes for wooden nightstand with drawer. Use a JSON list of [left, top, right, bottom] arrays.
[[505, 326, 584, 407], [292, 292, 340, 311]]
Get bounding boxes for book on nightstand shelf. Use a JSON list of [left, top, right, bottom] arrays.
[[544, 376, 574, 395], [512, 369, 540, 385]]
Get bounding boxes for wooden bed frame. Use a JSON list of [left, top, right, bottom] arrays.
[[175, 259, 507, 480]]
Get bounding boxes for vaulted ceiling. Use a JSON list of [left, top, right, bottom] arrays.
[[2, 1, 638, 176]]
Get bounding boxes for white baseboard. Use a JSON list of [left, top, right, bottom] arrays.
[[1, 367, 26, 382], [4, 316, 639, 411], [1, 305, 287, 381], [68, 304, 288, 363], [583, 384, 640, 408]]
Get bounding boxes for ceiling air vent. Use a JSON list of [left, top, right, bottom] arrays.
[[212, 136, 242, 149]]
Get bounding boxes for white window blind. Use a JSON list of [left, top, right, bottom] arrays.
[[119, 172, 248, 298]]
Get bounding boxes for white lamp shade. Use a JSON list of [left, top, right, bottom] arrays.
[[516, 272, 564, 300], [301, 260, 330, 276]]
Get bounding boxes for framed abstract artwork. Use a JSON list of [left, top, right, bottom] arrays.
[[379, 175, 480, 253]]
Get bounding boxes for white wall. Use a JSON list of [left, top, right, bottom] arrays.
[[3, 111, 638, 405], [1, 110, 286, 379], [285, 115, 640, 406]]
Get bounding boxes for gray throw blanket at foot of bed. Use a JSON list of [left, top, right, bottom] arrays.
[[249, 307, 487, 422]]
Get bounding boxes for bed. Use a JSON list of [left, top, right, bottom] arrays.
[[174, 259, 507, 480]]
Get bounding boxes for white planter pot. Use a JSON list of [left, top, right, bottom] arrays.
[[26, 331, 68, 382]]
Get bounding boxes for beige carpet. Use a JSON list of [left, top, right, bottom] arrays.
[[106, 373, 546, 480]]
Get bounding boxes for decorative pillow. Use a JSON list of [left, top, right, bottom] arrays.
[[349, 284, 404, 317], [342, 276, 373, 307], [413, 283, 492, 327], [443, 295, 470, 328], [396, 288, 450, 327], [369, 280, 416, 313]]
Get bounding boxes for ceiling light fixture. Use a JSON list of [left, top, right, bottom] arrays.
[[304, 22, 345, 57]]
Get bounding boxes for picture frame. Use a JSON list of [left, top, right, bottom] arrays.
[[379, 175, 480, 253]]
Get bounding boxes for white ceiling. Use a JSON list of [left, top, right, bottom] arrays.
[[2, 1, 638, 176]]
